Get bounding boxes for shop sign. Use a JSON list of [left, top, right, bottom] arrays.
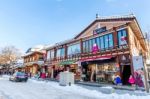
[[93, 27, 107, 35], [132, 56, 144, 70]]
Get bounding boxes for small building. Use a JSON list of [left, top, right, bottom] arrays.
[[22, 46, 46, 77]]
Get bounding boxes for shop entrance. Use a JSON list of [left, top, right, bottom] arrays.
[[122, 65, 131, 85], [81, 62, 89, 81]]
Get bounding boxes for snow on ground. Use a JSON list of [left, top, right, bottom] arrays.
[[0, 75, 150, 99]]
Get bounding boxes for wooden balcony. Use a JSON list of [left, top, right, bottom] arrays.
[[47, 45, 129, 64]]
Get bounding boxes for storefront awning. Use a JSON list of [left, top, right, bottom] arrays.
[[59, 60, 76, 65], [80, 55, 113, 62]]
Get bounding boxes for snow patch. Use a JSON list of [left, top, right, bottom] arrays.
[[28, 79, 150, 99], [0, 76, 150, 99]]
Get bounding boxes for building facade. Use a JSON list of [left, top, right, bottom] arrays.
[[44, 14, 147, 85], [23, 51, 45, 77]]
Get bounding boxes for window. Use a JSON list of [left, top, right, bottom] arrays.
[[83, 40, 91, 53], [117, 29, 127, 47], [108, 34, 113, 48], [85, 40, 89, 52], [50, 50, 54, 59], [39, 55, 43, 60], [68, 43, 80, 55], [83, 41, 86, 53], [89, 39, 92, 52], [83, 41, 89, 53], [100, 36, 104, 50], [57, 48, 65, 57], [47, 50, 51, 60], [104, 35, 109, 49], [83, 38, 99, 53], [82, 33, 113, 52], [96, 37, 100, 49], [92, 38, 96, 45]]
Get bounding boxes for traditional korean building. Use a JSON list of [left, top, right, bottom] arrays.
[[45, 14, 147, 85], [22, 46, 46, 77]]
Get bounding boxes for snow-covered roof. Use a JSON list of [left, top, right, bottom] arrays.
[[26, 45, 46, 53], [96, 14, 135, 20], [17, 59, 24, 64], [22, 51, 45, 57], [45, 38, 75, 50]]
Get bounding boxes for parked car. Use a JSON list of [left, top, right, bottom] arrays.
[[9, 72, 28, 82]]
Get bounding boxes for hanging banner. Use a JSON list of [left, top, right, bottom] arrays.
[[132, 56, 144, 70], [132, 56, 145, 88]]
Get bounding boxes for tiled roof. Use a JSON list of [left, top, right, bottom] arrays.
[[45, 38, 76, 50]]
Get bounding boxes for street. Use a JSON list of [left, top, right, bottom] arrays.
[[0, 76, 94, 99], [0, 75, 150, 99]]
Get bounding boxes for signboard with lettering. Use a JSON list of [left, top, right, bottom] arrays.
[[93, 27, 107, 35], [132, 56, 144, 70]]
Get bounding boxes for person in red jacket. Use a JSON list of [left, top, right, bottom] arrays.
[[128, 75, 135, 86]]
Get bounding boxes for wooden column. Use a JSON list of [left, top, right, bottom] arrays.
[[64, 44, 68, 59], [126, 26, 134, 75], [113, 27, 121, 77], [112, 27, 118, 48], [54, 48, 57, 61], [80, 38, 83, 54]]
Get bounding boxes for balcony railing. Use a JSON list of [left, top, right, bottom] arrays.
[[24, 58, 44, 64], [46, 45, 129, 63], [24, 60, 44, 66]]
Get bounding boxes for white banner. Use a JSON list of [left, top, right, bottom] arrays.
[[132, 56, 145, 88], [132, 56, 144, 70]]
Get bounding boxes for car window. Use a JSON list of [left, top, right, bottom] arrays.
[[16, 72, 24, 76]]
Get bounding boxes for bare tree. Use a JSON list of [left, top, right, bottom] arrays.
[[0, 45, 22, 67]]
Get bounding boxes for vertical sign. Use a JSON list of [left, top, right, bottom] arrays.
[[132, 56, 146, 89]]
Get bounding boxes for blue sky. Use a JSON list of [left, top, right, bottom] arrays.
[[0, 0, 150, 53]]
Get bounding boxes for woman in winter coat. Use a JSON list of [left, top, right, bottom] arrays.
[[128, 75, 135, 86]]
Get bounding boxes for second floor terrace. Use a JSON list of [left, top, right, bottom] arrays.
[[46, 26, 130, 63], [23, 51, 45, 64], [45, 14, 147, 63]]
